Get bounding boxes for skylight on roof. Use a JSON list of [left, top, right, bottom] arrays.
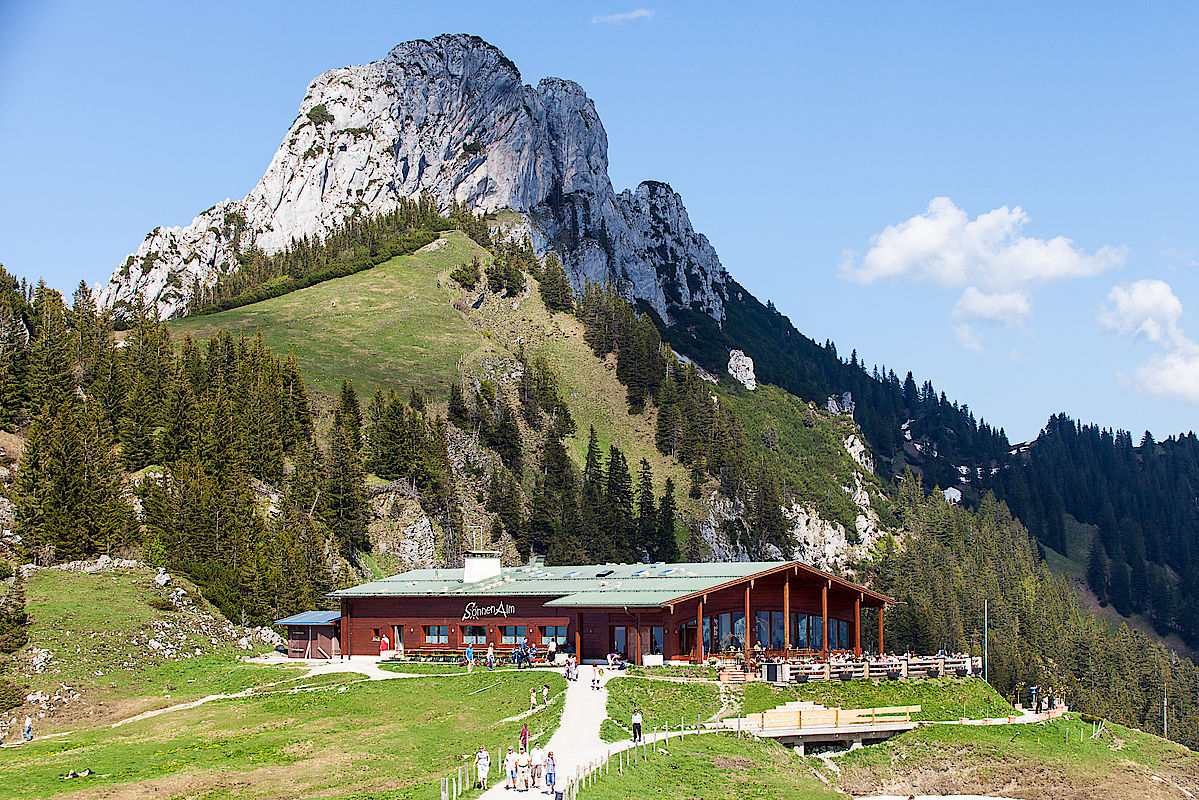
[[564, 571, 580, 578], [631, 569, 647, 577]]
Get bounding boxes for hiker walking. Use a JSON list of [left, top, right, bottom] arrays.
[[504, 746, 518, 790], [631, 707, 643, 743], [543, 750, 556, 794], [520, 722, 530, 751], [530, 686, 537, 711], [474, 743, 491, 788], [465, 643, 475, 673], [530, 742, 543, 788], [22, 715, 31, 742], [542, 684, 550, 706], [516, 746, 532, 790]]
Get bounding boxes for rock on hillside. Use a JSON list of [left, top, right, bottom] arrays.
[[99, 34, 727, 322]]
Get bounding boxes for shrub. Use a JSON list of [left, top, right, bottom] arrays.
[[147, 597, 176, 612], [449, 257, 481, 289], [462, 140, 484, 156], [0, 681, 22, 712], [306, 103, 335, 126], [0, 563, 11, 581]]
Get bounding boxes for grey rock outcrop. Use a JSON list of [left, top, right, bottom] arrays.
[[99, 34, 727, 322], [727, 350, 756, 390]]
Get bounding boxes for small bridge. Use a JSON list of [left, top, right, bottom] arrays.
[[720, 701, 920, 753]]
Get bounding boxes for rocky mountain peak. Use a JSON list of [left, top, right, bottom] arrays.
[[98, 34, 728, 323]]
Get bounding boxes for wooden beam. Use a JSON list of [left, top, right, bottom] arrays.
[[821, 583, 829, 654], [635, 612, 642, 666], [744, 583, 752, 657], [697, 597, 705, 662], [575, 610, 582, 662], [878, 606, 884, 655], [854, 594, 862, 657], [783, 571, 791, 651]]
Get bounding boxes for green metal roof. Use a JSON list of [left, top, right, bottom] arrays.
[[329, 560, 891, 606]]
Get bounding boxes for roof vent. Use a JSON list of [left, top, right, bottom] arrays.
[[564, 571, 580, 578], [464, 550, 502, 584], [595, 569, 615, 578]]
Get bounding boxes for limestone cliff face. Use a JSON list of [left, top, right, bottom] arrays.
[[99, 34, 727, 321]]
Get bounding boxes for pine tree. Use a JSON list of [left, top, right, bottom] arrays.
[[635, 459, 656, 559], [538, 252, 573, 312], [448, 382, 470, 428], [323, 426, 369, 555], [605, 445, 634, 559], [655, 478, 681, 562], [335, 380, 363, 451]]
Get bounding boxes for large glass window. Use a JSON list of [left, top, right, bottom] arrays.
[[791, 613, 807, 649], [540, 625, 568, 644], [716, 613, 732, 651], [755, 611, 770, 649], [460, 625, 486, 645], [500, 625, 526, 644], [650, 626, 663, 655], [840, 620, 850, 650], [811, 618, 824, 650], [771, 611, 786, 650], [702, 618, 712, 654], [423, 625, 448, 644], [732, 612, 745, 650]]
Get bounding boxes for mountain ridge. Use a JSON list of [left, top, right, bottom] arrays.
[[98, 33, 727, 324]]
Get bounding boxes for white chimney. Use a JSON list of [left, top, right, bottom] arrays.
[[463, 550, 503, 584]]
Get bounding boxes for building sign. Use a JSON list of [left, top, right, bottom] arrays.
[[462, 601, 516, 621]]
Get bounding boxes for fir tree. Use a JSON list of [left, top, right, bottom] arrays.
[[323, 426, 369, 555]]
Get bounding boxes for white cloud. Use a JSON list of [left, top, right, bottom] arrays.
[[1102, 279, 1199, 402], [1099, 278, 1185, 346], [1133, 350, 1199, 403], [591, 8, 655, 24], [952, 287, 1031, 327], [954, 323, 984, 353], [841, 197, 1126, 351]]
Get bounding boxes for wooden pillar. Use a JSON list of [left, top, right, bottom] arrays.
[[635, 612, 642, 665], [783, 573, 791, 651], [696, 597, 704, 662], [854, 594, 862, 657], [878, 606, 884, 655], [575, 611, 582, 662], [821, 583, 829, 654], [744, 583, 752, 656], [342, 599, 351, 658]]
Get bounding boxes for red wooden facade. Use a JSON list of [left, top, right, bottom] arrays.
[[338, 563, 889, 662]]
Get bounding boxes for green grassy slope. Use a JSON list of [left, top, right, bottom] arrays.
[[11, 567, 288, 732], [0, 671, 565, 799], [170, 230, 489, 401], [602, 677, 722, 742], [579, 733, 844, 799], [838, 715, 1199, 799], [167, 225, 886, 531]]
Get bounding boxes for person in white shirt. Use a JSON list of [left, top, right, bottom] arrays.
[[631, 707, 643, 742], [474, 744, 491, 789], [516, 747, 532, 790], [504, 745, 518, 790], [529, 744, 543, 788]]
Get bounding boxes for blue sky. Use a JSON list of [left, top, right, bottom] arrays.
[[2, 0, 1198, 442]]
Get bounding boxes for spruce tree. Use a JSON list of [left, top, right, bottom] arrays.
[[635, 459, 656, 559], [323, 426, 369, 555], [335, 380, 363, 451], [655, 478, 681, 562]]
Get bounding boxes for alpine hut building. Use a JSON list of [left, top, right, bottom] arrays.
[[318, 552, 892, 663]]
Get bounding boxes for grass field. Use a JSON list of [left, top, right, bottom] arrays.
[[838, 715, 1199, 800], [170, 230, 490, 401], [579, 733, 844, 799], [602, 677, 721, 742], [0, 671, 565, 799], [741, 676, 1013, 721], [14, 568, 288, 732]]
